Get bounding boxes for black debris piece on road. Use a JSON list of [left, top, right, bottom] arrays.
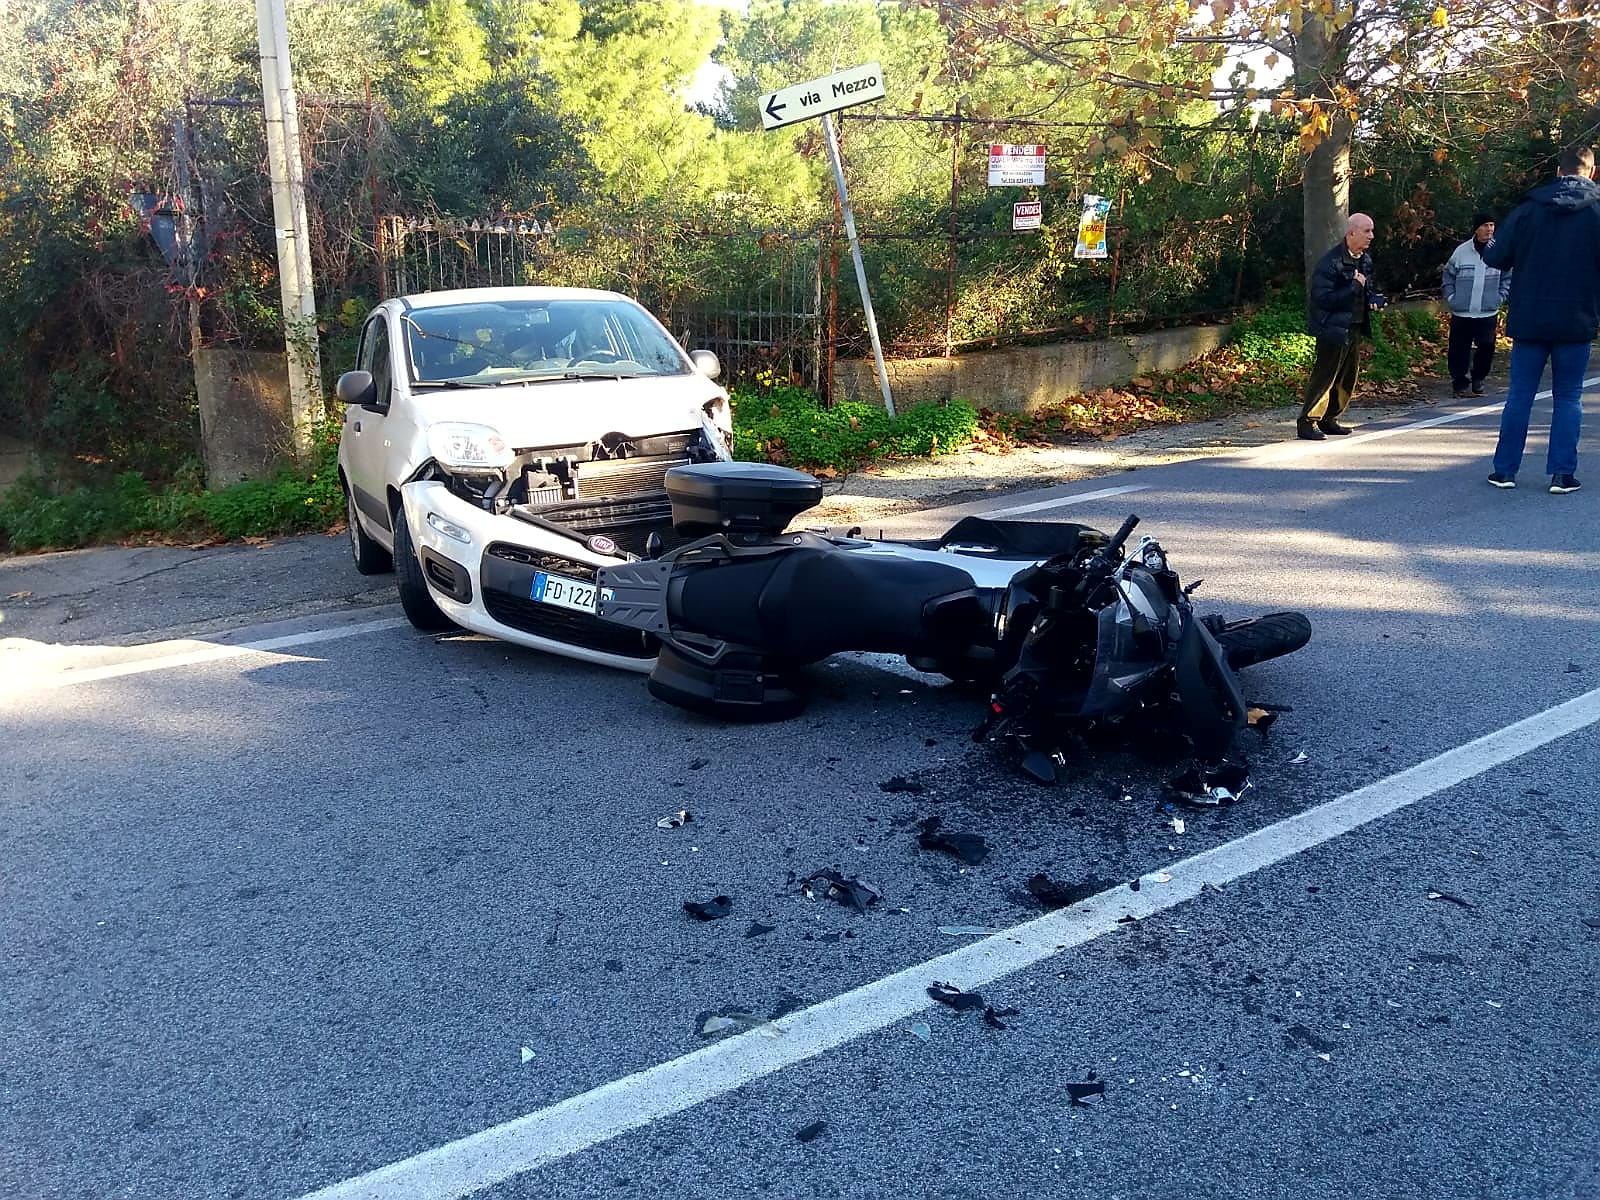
[[879, 775, 926, 794], [917, 816, 990, 866], [801, 869, 882, 914], [1246, 707, 1279, 737], [1285, 1024, 1339, 1054], [1026, 872, 1118, 910], [1019, 750, 1059, 785], [1565, 662, 1584, 673], [983, 1005, 1021, 1030], [927, 981, 987, 1011], [1066, 1074, 1106, 1106], [688, 757, 710, 770], [1168, 761, 1251, 807], [683, 895, 733, 921], [796, 1120, 828, 1143], [744, 921, 777, 939], [1426, 889, 1473, 909]]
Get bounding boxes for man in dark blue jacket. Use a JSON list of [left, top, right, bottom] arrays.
[[1297, 214, 1379, 440], [1482, 145, 1600, 494]]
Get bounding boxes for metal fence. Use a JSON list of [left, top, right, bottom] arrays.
[[377, 215, 825, 386]]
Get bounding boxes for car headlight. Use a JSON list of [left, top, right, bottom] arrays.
[[428, 422, 514, 471]]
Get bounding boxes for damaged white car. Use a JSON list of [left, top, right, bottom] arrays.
[[335, 286, 733, 670]]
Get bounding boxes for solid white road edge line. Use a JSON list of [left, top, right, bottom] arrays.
[[983, 482, 1149, 517], [1, 616, 408, 694], [291, 681, 1600, 1200], [1236, 373, 1600, 466]]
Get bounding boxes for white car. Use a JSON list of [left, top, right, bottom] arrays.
[[336, 286, 733, 670]]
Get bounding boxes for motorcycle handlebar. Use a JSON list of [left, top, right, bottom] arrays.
[[1106, 513, 1140, 555]]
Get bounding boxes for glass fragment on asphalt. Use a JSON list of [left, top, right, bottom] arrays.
[[657, 810, 692, 830]]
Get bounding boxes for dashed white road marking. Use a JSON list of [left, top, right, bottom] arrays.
[[291, 682, 1600, 1200], [982, 482, 1149, 517]]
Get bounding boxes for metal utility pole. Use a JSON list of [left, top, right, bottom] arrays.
[[821, 113, 895, 417], [256, 0, 322, 448]]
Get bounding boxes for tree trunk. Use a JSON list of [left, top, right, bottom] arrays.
[[1302, 114, 1354, 289]]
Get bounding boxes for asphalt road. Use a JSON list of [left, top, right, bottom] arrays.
[[2, 390, 1597, 1200]]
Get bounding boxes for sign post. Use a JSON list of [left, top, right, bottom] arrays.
[[760, 63, 895, 416]]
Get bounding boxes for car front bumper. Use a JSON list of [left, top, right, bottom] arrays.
[[399, 480, 661, 673]]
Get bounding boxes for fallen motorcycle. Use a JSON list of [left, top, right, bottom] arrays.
[[595, 462, 1310, 780]]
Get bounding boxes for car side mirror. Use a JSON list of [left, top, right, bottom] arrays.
[[690, 350, 722, 380], [336, 370, 379, 410]]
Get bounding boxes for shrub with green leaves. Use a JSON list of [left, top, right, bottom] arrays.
[[731, 380, 979, 473]]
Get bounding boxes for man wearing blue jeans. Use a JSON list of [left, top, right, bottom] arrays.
[[1481, 145, 1600, 493]]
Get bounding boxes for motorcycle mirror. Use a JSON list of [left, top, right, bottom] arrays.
[[1020, 751, 1059, 786], [645, 532, 664, 559]]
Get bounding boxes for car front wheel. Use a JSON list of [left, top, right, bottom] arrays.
[[392, 505, 455, 631], [346, 487, 393, 576]]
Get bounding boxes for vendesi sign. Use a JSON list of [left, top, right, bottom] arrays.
[[759, 62, 886, 131], [1012, 200, 1042, 231], [988, 143, 1046, 186]]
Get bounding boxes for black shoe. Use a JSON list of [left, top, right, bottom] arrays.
[[1296, 420, 1325, 441], [1453, 388, 1471, 398], [1550, 474, 1582, 494], [1319, 420, 1354, 435], [1470, 382, 1486, 396], [1487, 473, 1516, 489]]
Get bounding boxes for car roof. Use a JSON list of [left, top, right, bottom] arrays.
[[392, 286, 632, 310]]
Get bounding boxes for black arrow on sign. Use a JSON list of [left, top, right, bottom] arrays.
[[765, 93, 786, 122]]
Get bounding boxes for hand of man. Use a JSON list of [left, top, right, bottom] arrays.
[[1353, 270, 1367, 286]]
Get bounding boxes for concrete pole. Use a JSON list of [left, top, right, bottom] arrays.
[[256, 0, 323, 452]]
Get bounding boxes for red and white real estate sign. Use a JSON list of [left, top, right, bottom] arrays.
[[1012, 200, 1043, 231], [988, 143, 1046, 186]]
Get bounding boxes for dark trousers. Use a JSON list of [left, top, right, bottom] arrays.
[[1447, 314, 1497, 390], [1299, 336, 1361, 424]]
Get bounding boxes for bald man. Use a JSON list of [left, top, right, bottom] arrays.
[[1298, 213, 1381, 440]]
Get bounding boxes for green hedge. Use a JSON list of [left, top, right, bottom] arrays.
[[732, 380, 980, 473]]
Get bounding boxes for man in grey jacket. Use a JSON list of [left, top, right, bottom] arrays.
[[1441, 213, 1510, 397]]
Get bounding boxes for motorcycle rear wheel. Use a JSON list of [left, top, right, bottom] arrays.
[[1208, 612, 1312, 671]]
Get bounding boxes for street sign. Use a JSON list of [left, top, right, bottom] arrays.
[[988, 143, 1046, 186], [1012, 200, 1042, 231], [758, 62, 886, 131]]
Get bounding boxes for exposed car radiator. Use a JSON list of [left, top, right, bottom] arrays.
[[574, 455, 689, 500]]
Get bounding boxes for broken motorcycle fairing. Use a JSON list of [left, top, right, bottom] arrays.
[[593, 462, 1310, 771]]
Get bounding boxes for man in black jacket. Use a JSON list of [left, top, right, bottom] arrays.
[[1297, 214, 1379, 440], [1481, 145, 1600, 494]]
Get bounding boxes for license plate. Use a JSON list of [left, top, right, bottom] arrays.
[[531, 570, 598, 613]]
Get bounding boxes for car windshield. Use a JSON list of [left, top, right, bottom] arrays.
[[400, 298, 691, 387]]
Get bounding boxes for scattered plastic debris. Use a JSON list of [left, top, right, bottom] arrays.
[[1172, 818, 1186, 835], [796, 1120, 828, 1143], [938, 925, 1001, 936], [907, 1021, 932, 1042], [879, 776, 926, 794], [1289, 751, 1310, 765], [1316, 1053, 1332, 1063], [1026, 873, 1117, 910], [687, 758, 710, 771], [683, 895, 733, 921], [520, 1046, 535, 1064], [1151, 872, 1173, 884], [927, 981, 986, 1011], [983, 1006, 1020, 1030], [916, 816, 989, 865], [1019, 751, 1059, 785], [1246, 707, 1279, 737], [1486, 1001, 1503, 1009], [744, 921, 777, 939], [1168, 763, 1251, 807], [802, 870, 882, 914], [1066, 1074, 1106, 1106], [1565, 662, 1584, 674], [1583, 918, 1600, 931], [1426, 889, 1473, 909], [656, 810, 692, 830]]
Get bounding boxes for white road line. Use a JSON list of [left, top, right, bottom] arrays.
[[1240, 373, 1600, 465], [291, 682, 1600, 1200], [1, 616, 407, 694], [982, 482, 1149, 517]]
